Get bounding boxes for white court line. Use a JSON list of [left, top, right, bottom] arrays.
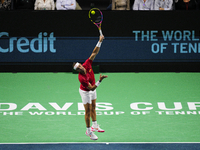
[[0, 142, 200, 144]]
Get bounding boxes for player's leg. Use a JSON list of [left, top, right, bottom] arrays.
[[79, 88, 91, 127], [79, 88, 98, 140], [84, 103, 98, 140], [84, 103, 91, 128], [91, 99, 97, 122], [90, 90, 105, 133]]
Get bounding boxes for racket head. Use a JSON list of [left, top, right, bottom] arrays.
[[88, 8, 103, 28]]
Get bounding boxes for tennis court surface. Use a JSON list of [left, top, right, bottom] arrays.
[[0, 72, 200, 149]]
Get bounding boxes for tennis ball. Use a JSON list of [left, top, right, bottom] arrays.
[[91, 11, 95, 15]]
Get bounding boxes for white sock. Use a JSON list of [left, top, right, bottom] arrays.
[[92, 121, 97, 127], [87, 127, 91, 133]]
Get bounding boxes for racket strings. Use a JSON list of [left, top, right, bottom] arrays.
[[90, 10, 102, 24], [94, 16, 102, 23]]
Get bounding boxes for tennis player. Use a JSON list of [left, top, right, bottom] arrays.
[[73, 35, 107, 140]]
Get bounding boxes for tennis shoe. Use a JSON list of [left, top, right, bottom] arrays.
[[85, 130, 98, 140], [91, 124, 105, 132]]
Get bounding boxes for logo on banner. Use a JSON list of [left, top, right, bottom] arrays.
[[0, 32, 56, 53], [0, 102, 200, 116], [132, 30, 200, 54]]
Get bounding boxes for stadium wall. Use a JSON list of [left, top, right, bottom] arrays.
[[0, 10, 200, 72]]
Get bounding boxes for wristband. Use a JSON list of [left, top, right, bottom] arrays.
[[73, 62, 80, 70], [96, 41, 102, 48], [95, 80, 101, 87]]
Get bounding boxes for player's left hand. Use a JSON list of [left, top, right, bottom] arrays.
[[99, 74, 108, 81]]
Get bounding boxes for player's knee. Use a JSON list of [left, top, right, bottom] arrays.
[[92, 100, 96, 108]]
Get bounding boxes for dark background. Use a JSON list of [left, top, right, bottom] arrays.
[[0, 10, 200, 72]]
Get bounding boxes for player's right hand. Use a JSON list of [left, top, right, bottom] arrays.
[[99, 35, 104, 42]]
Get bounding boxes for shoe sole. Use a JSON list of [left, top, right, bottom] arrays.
[[92, 130, 105, 132], [90, 137, 98, 140], [91, 127, 105, 132], [91, 129, 105, 132], [85, 132, 98, 140]]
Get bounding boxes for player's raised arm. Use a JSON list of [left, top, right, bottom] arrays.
[[89, 35, 104, 61]]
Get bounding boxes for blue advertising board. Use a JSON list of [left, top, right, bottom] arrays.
[[0, 11, 200, 63]]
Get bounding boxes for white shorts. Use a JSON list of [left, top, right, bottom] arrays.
[[79, 88, 97, 104]]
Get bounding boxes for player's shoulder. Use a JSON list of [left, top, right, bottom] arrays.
[[83, 58, 92, 67], [86, 58, 93, 65]]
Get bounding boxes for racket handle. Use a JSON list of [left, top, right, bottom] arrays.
[[99, 29, 103, 36]]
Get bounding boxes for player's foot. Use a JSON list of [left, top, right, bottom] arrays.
[[85, 130, 98, 140], [91, 124, 105, 132]]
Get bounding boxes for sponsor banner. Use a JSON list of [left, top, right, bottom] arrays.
[[0, 102, 200, 116], [0, 11, 200, 63], [0, 31, 200, 62]]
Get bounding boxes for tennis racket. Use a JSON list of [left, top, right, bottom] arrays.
[[88, 8, 103, 36]]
